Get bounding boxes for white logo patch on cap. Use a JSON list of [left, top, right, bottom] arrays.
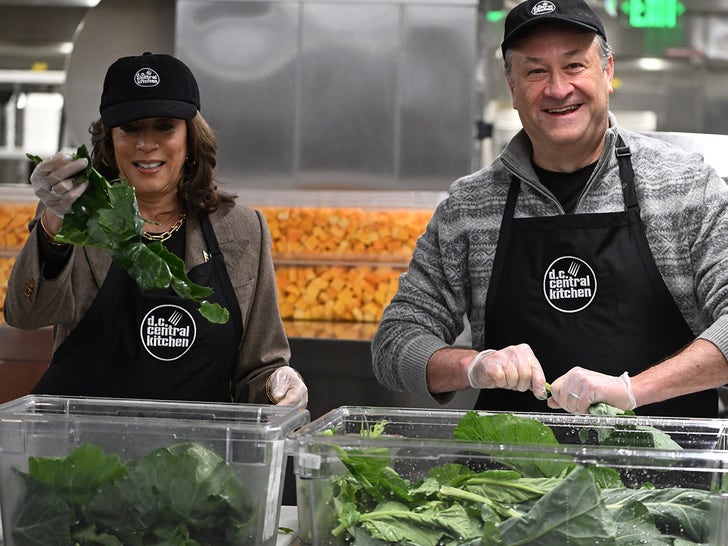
[[543, 256, 597, 313], [134, 67, 160, 87], [532, 1, 556, 15]]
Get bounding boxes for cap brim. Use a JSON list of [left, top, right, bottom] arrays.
[[101, 99, 198, 128], [502, 17, 603, 54]]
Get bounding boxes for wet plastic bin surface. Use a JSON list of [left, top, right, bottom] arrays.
[[290, 406, 728, 545], [0, 395, 309, 546]]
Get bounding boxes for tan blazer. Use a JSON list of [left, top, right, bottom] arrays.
[[4, 203, 290, 403]]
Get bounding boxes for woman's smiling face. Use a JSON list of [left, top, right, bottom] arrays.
[[111, 117, 187, 202]]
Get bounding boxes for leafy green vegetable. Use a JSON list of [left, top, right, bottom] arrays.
[[27, 147, 229, 324], [453, 412, 572, 478], [486, 466, 617, 546], [325, 412, 713, 545], [10, 442, 255, 545], [540, 382, 683, 450]]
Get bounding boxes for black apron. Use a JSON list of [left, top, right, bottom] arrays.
[[477, 136, 715, 417], [32, 214, 243, 402]]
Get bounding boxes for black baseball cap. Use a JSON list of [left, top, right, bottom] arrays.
[[501, 0, 606, 57], [100, 52, 200, 128]]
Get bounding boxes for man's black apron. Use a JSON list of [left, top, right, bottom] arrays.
[[477, 136, 715, 417], [32, 214, 243, 402]]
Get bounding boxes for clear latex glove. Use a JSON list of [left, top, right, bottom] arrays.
[[466, 343, 548, 400], [30, 151, 89, 218], [267, 366, 308, 409], [547, 367, 637, 414]]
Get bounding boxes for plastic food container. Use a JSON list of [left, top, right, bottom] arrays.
[[290, 406, 728, 545], [0, 395, 309, 546]]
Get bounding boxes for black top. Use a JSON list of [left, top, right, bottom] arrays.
[[533, 161, 597, 214]]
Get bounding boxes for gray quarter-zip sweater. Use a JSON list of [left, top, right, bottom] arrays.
[[372, 114, 728, 402]]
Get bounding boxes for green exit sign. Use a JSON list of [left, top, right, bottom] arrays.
[[621, 0, 685, 28]]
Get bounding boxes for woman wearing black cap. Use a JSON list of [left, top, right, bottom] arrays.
[[4, 52, 308, 408]]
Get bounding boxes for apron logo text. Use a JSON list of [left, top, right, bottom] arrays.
[[543, 256, 597, 313], [140, 305, 197, 361]]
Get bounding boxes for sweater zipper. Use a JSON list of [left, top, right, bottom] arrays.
[[500, 157, 567, 214]]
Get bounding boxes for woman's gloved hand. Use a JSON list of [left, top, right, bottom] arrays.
[[266, 366, 308, 409], [547, 367, 637, 413], [30, 151, 89, 218], [466, 343, 548, 400]]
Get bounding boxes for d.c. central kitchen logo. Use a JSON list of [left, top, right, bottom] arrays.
[[139, 304, 197, 361], [542, 256, 597, 313]]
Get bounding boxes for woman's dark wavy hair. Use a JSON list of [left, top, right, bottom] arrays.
[[88, 113, 236, 216]]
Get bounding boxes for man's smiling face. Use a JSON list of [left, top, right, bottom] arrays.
[[506, 24, 614, 170]]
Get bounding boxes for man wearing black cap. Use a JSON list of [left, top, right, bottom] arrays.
[[373, 0, 728, 417]]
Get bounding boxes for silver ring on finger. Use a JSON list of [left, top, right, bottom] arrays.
[[49, 184, 61, 197], [569, 392, 581, 400]]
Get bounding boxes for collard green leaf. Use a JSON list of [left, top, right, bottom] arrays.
[[27, 443, 126, 507], [71, 525, 125, 546], [495, 466, 617, 545], [588, 465, 625, 489], [603, 487, 711, 543], [353, 500, 481, 546], [112, 241, 173, 290], [110, 443, 254, 535], [11, 470, 73, 546], [453, 412, 559, 447], [598, 425, 683, 451], [28, 145, 229, 324], [332, 421, 412, 505], [453, 411, 573, 478], [336, 445, 412, 504], [610, 499, 675, 545], [199, 300, 230, 324], [12, 441, 254, 545], [461, 471, 563, 505], [146, 242, 213, 300]]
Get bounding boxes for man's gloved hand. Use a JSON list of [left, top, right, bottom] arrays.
[[30, 151, 89, 218], [466, 343, 548, 400], [547, 367, 637, 414], [267, 366, 308, 409]]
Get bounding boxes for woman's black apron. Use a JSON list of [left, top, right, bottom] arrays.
[[32, 214, 243, 402], [477, 136, 715, 417]]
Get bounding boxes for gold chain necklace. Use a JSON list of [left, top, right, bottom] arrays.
[[142, 213, 186, 242]]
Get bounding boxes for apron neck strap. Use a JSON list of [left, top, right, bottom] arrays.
[[615, 134, 639, 210]]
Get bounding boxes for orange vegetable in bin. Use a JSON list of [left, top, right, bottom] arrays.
[[0, 203, 36, 249], [259, 206, 431, 262], [274, 264, 403, 323]]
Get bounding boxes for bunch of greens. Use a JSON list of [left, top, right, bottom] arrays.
[[10, 442, 255, 545], [324, 411, 713, 545], [27, 146, 229, 324]]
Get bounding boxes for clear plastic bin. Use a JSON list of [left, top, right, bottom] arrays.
[[0, 395, 309, 546], [290, 406, 728, 545]]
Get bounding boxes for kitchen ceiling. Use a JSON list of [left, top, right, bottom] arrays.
[[0, 1, 97, 71]]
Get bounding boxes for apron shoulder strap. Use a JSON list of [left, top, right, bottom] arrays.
[[199, 213, 244, 341], [615, 134, 639, 210]]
